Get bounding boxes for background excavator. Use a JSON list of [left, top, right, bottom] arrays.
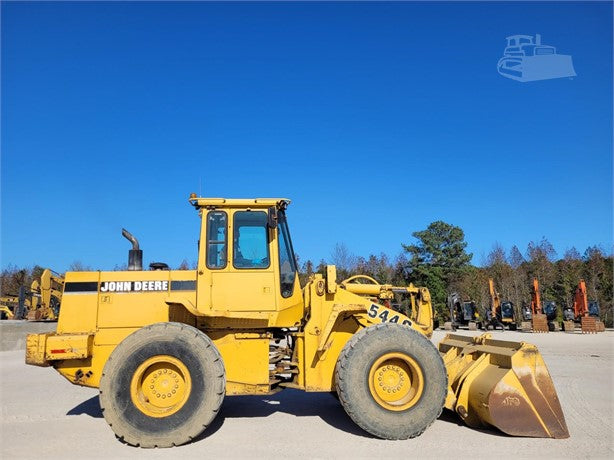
[[0, 269, 64, 321], [0, 287, 31, 320], [563, 280, 605, 333], [521, 278, 559, 333], [485, 278, 516, 330], [521, 278, 549, 332], [27, 269, 64, 321], [443, 293, 482, 331]]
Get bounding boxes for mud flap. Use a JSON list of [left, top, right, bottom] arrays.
[[438, 333, 569, 439]]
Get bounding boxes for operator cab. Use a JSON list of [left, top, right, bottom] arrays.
[[501, 301, 514, 321], [188, 195, 303, 325], [543, 301, 557, 321], [462, 301, 477, 322], [588, 301, 600, 317]]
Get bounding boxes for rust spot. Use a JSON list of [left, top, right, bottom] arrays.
[[488, 374, 569, 439]]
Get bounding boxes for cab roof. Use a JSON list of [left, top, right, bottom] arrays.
[[188, 194, 291, 209]]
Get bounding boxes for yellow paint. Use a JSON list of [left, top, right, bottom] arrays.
[[0, 306, 14, 319], [45, 334, 93, 360], [438, 333, 569, 438], [130, 355, 192, 418], [25, 333, 49, 366], [207, 331, 270, 394], [368, 352, 424, 411], [57, 271, 99, 334]]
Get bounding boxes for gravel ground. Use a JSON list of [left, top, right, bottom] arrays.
[[1, 325, 612, 459]]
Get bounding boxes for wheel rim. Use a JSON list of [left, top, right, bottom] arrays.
[[130, 355, 192, 418], [368, 352, 424, 411]]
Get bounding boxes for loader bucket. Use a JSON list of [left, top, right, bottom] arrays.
[[439, 333, 569, 439]]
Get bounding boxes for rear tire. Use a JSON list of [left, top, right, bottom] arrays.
[[99, 322, 225, 447], [335, 323, 447, 439]]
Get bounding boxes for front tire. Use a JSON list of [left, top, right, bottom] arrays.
[[335, 323, 447, 439], [99, 322, 225, 447]]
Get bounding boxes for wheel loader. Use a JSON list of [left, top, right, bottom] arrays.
[[25, 195, 569, 447]]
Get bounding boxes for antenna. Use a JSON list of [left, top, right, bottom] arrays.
[[199, 177, 202, 196]]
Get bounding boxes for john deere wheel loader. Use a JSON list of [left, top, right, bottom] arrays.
[[25, 195, 569, 447]]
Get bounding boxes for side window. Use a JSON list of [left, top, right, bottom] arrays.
[[278, 214, 298, 298], [233, 211, 269, 269], [206, 211, 227, 269]]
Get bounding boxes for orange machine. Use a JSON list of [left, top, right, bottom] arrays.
[[528, 278, 549, 332], [486, 278, 516, 330], [566, 280, 604, 333]]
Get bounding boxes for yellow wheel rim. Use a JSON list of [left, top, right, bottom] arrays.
[[130, 355, 192, 418], [368, 352, 424, 411]]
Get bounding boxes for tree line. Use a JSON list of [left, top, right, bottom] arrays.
[[2, 221, 612, 326], [298, 222, 613, 327]]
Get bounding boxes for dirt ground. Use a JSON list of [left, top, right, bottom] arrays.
[[0, 324, 612, 459]]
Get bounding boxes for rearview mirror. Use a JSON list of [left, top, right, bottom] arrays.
[[267, 207, 278, 229]]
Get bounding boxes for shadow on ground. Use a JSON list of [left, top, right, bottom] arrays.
[[67, 389, 374, 439], [67, 390, 509, 442]]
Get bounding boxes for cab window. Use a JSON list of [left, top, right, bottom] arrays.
[[206, 211, 227, 269], [278, 212, 298, 297], [233, 211, 270, 269]]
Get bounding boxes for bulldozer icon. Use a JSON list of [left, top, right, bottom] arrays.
[[497, 34, 576, 82]]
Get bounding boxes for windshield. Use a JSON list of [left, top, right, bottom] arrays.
[[233, 211, 270, 269], [501, 302, 514, 319], [588, 301, 600, 317], [462, 302, 474, 320], [277, 211, 298, 297]]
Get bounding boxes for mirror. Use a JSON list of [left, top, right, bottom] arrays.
[[267, 207, 278, 229]]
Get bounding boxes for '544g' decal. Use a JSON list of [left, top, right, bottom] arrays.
[[367, 303, 412, 326]]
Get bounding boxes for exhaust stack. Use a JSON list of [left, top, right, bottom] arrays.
[[122, 228, 143, 271]]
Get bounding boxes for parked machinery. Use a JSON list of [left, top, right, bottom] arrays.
[[444, 292, 481, 331], [0, 269, 63, 321], [543, 300, 561, 331], [563, 280, 605, 333], [27, 269, 64, 321], [521, 302, 532, 323], [25, 195, 569, 446], [521, 278, 548, 332], [0, 286, 32, 320], [485, 278, 516, 330], [0, 304, 14, 319]]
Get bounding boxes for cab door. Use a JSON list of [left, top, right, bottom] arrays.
[[210, 209, 277, 312]]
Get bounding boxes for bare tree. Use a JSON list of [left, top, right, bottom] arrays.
[[68, 261, 93, 271], [330, 243, 357, 280]]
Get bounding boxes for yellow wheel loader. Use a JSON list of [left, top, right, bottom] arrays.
[[25, 195, 569, 447]]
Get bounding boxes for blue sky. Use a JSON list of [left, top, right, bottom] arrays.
[[1, 1, 612, 272]]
